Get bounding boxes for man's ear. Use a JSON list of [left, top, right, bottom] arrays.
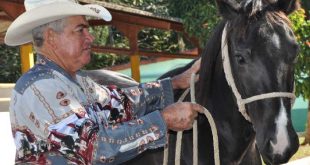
[[44, 28, 57, 48]]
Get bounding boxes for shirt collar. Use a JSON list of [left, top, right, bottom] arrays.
[[36, 53, 81, 85]]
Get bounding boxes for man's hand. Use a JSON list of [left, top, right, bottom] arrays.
[[171, 58, 201, 89], [161, 102, 204, 131]]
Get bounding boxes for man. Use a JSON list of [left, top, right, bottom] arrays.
[[5, 0, 203, 164]]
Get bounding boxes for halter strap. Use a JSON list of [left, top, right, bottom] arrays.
[[221, 23, 296, 122]]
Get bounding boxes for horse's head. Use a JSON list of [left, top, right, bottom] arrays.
[[216, 0, 300, 164]]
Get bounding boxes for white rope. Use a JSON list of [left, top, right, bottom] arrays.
[[163, 74, 220, 165], [175, 88, 190, 165], [163, 88, 190, 165], [190, 74, 198, 165], [190, 73, 220, 165], [243, 92, 296, 104]]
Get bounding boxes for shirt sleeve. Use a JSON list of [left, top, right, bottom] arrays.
[[94, 110, 167, 164], [91, 77, 174, 164], [11, 77, 174, 164], [121, 78, 175, 116]]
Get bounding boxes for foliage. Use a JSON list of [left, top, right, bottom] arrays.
[[84, 26, 130, 70], [107, 0, 220, 49], [108, 0, 183, 53], [167, 0, 220, 47], [108, 0, 169, 15], [289, 8, 310, 100], [0, 45, 21, 83], [301, 0, 310, 18], [84, 53, 129, 70]]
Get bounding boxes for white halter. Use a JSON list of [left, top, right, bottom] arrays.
[[221, 23, 296, 122]]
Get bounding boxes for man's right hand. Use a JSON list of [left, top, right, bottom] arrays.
[[161, 102, 204, 131]]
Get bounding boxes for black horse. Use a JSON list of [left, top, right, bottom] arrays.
[[125, 0, 300, 164]]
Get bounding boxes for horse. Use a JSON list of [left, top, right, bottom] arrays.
[[124, 0, 300, 164]]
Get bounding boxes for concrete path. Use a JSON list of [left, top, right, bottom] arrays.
[[0, 112, 15, 165], [285, 157, 310, 165]]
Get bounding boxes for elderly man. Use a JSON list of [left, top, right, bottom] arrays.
[[5, 0, 202, 164]]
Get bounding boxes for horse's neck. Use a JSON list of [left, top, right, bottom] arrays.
[[205, 67, 256, 163]]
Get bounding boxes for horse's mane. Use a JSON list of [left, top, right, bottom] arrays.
[[158, 21, 226, 104], [197, 21, 226, 107]]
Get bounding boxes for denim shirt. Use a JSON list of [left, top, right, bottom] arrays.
[[10, 54, 174, 164]]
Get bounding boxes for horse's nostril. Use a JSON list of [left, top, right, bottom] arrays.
[[268, 137, 299, 164], [272, 153, 291, 164], [261, 138, 293, 165]]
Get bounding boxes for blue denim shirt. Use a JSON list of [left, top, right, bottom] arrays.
[[10, 54, 174, 164]]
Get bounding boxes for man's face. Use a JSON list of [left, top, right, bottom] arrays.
[[53, 16, 94, 73]]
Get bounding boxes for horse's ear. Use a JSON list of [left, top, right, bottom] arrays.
[[216, 0, 241, 19], [241, 0, 264, 17], [273, 0, 300, 15]]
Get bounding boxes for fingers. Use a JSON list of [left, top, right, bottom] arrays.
[[194, 74, 199, 83], [191, 58, 201, 74], [191, 103, 204, 114], [161, 102, 205, 131], [171, 58, 201, 89]]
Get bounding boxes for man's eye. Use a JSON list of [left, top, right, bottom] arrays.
[[75, 27, 84, 33]]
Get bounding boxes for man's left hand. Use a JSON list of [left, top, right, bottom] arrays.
[[171, 58, 201, 89]]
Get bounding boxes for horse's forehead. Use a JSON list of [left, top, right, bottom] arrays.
[[232, 20, 294, 53]]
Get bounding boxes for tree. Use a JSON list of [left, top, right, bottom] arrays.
[[0, 44, 21, 83], [84, 25, 130, 70], [167, 0, 220, 47], [100, 0, 189, 56], [289, 8, 310, 145], [301, 0, 310, 19]]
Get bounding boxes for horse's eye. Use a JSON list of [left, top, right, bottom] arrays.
[[235, 54, 246, 64], [234, 49, 250, 65]]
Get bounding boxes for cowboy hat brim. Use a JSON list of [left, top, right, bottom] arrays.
[[5, 2, 112, 46]]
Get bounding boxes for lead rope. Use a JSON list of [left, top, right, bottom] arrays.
[[163, 74, 220, 165]]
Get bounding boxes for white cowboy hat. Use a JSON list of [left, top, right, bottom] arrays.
[[5, 0, 112, 46]]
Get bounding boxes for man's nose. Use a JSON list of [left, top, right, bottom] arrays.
[[85, 30, 95, 42]]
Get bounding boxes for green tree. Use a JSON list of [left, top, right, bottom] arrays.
[[0, 45, 21, 83], [84, 26, 130, 70], [106, 0, 220, 49], [301, 0, 309, 19], [289, 8, 310, 144], [167, 0, 220, 47]]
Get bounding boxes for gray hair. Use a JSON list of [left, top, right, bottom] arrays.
[[32, 18, 67, 48]]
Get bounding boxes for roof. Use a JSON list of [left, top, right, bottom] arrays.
[[0, 0, 184, 44], [80, 0, 183, 23], [0, 11, 11, 44]]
